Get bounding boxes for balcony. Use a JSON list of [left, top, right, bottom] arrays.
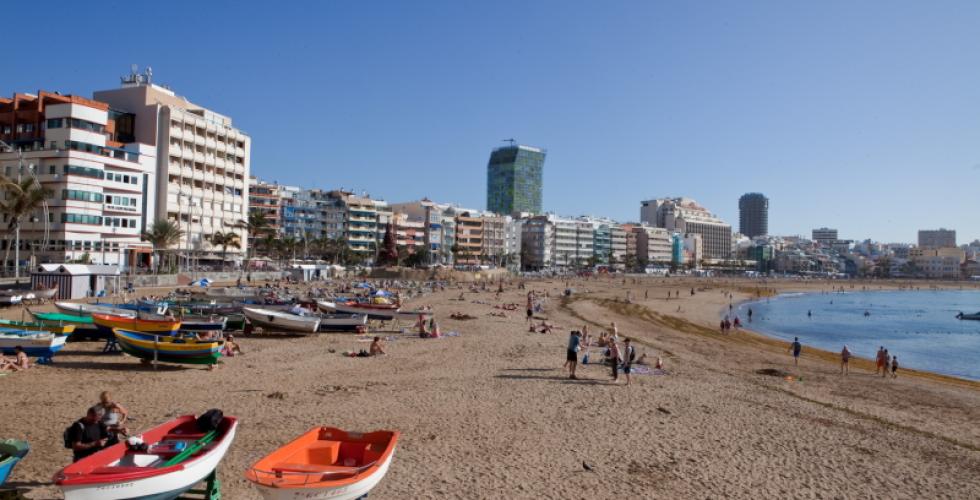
[[171, 127, 183, 139], [193, 152, 205, 163], [181, 166, 194, 178], [192, 170, 204, 181], [181, 149, 193, 161], [216, 141, 226, 153]]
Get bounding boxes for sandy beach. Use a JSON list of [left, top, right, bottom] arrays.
[[2, 276, 978, 499]]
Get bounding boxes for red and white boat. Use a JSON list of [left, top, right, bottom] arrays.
[[316, 300, 400, 320], [54, 412, 237, 500]]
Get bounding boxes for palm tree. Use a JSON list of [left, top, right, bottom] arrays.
[[0, 176, 52, 275], [142, 219, 184, 274], [208, 231, 241, 269]]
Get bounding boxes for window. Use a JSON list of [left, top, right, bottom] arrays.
[[48, 165, 55, 175], [63, 190, 104, 203], [62, 213, 102, 225], [64, 165, 104, 179]]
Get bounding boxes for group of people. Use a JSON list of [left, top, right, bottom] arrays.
[[719, 315, 741, 333], [874, 346, 899, 378], [790, 338, 900, 379], [65, 392, 129, 462], [0, 346, 31, 372], [564, 322, 639, 385]]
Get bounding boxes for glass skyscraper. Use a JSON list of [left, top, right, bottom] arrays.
[[486, 144, 546, 215]]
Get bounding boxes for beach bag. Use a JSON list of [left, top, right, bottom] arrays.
[[196, 409, 224, 432], [582, 352, 590, 364], [63, 421, 83, 449]]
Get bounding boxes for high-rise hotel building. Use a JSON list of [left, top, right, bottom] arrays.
[[95, 69, 250, 260], [641, 197, 732, 260], [0, 91, 157, 269], [486, 144, 546, 215]]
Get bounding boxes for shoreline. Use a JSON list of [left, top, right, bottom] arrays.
[[729, 289, 980, 384]]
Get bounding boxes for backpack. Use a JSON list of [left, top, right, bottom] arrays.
[[196, 409, 224, 433], [63, 421, 82, 449], [627, 347, 636, 363]]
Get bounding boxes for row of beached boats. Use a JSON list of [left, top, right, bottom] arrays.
[[0, 410, 399, 499], [0, 285, 59, 306]]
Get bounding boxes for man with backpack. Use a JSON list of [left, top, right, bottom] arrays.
[[622, 338, 636, 386], [65, 406, 110, 462]]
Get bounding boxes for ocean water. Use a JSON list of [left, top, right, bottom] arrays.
[[735, 290, 980, 381]]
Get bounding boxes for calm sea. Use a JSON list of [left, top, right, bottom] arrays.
[[735, 290, 980, 381]]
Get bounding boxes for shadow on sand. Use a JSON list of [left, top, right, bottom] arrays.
[[46, 360, 189, 372], [494, 373, 611, 385]]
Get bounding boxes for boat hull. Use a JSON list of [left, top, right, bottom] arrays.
[[252, 451, 394, 500], [317, 314, 368, 331], [0, 333, 67, 358], [57, 416, 238, 500], [0, 439, 29, 486], [92, 314, 180, 336], [0, 318, 75, 335], [243, 308, 320, 333], [317, 301, 398, 320], [56, 302, 135, 317], [114, 330, 222, 365]]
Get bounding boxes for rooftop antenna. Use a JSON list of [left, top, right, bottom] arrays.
[[502, 138, 516, 147]]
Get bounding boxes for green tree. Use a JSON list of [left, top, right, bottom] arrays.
[[208, 231, 242, 268], [0, 176, 52, 275], [404, 247, 432, 268], [142, 219, 184, 274]]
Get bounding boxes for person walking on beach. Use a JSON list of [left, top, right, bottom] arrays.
[[875, 347, 885, 375], [789, 337, 802, 366], [608, 338, 622, 382], [622, 338, 636, 386], [891, 356, 899, 378], [565, 330, 581, 380], [882, 350, 891, 378], [840, 345, 851, 375], [747, 308, 753, 322], [526, 292, 534, 323]]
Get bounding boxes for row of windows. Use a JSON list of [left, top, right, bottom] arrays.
[[104, 217, 138, 228], [62, 213, 102, 225], [169, 120, 246, 148], [63, 164, 105, 179], [105, 195, 137, 207], [2, 123, 35, 134], [107, 172, 139, 185], [63, 190, 104, 203], [46, 118, 106, 134], [63, 141, 140, 162]]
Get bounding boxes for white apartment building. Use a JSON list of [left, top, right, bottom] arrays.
[[95, 68, 250, 263], [641, 197, 731, 261], [633, 225, 672, 265], [1, 91, 156, 271], [520, 215, 554, 270]]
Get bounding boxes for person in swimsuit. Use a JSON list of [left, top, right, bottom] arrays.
[[565, 331, 581, 379], [882, 349, 890, 378], [608, 339, 622, 382], [96, 391, 129, 446], [891, 356, 899, 378], [875, 347, 885, 375], [840, 345, 851, 375], [369, 337, 386, 356], [11, 346, 30, 371], [622, 338, 636, 386], [223, 334, 243, 357]]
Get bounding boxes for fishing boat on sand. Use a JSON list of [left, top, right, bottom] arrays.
[[0, 439, 29, 486], [316, 300, 399, 320], [317, 314, 368, 331], [92, 314, 180, 336], [243, 307, 321, 333], [175, 315, 228, 331], [54, 411, 238, 500], [29, 310, 94, 326], [56, 302, 135, 318], [0, 331, 67, 362], [113, 330, 223, 365], [0, 295, 22, 306], [245, 426, 399, 500], [0, 318, 76, 335]]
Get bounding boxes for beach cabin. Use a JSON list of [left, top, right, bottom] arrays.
[[31, 264, 121, 300]]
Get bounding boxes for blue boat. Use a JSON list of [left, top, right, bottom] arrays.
[[0, 331, 68, 362], [94, 301, 169, 314], [0, 439, 29, 486]]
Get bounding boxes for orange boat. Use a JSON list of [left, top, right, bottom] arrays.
[[91, 313, 180, 335], [244, 427, 399, 500]]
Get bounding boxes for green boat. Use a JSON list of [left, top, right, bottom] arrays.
[[0, 318, 76, 335], [28, 311, 94, 325]]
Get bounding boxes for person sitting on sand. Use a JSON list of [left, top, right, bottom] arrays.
[[369, 337, 386, 356], [597, 332, 609, 347], [537, 321, 554, 334], [10, 346, 30, 371], [223, 334, 243, 357]]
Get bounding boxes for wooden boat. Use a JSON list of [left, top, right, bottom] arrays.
[[394, 308, 434, 321], [92, 314, 180, 336], [94, 301, 169, 315], [245, 427, 399, 500], [243, 307, 320, 333], [176, 315, 228, 331], [0, 295, 22, 306], [0, 318, 76, 335], [0, 331, 67, 361], [317, 314, 368, 331], [956, 311, 980, 320], [56, 302, 135, 318], [317, 301, 399, 320], [113, 329, 223, 365], [29, 310, 94, 326], [0, 439, 29, 486], [54, 413, 238, 500]]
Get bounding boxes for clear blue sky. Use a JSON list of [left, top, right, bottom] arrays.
[[5, 1, 980, 243]]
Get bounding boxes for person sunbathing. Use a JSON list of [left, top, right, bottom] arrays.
[[10, 347, 30, 371], [537, 321, 554, 334]]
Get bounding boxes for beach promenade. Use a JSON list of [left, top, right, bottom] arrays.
[[1, 276, 978, 499]]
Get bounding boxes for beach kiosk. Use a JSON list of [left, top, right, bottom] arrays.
[[30, 264, 121, 300]]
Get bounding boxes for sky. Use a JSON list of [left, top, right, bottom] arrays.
[[4, 0, 980, 243]]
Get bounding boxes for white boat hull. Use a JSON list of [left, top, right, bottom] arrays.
[[244, 308, 321, 333], [252, 446, 395, 500], [55, 302, 135, 317], [61, 421, 238, 500], [317, 301, 398, 320]]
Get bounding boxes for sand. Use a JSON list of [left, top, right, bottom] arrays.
[[1, 276, 978, 499]]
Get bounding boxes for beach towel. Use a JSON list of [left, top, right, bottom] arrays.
[[631, 366, 669, 376]]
